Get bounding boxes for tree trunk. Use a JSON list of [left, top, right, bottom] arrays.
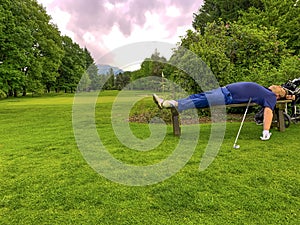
[[14, 89, 18, 97], [8, 90, 13, 97], [22, 87, 27, 96]]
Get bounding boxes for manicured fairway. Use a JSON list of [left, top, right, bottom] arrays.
[[0, 92, 299, 224]]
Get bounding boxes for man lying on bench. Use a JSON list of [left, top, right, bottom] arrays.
[[153, 82, 295, 141]]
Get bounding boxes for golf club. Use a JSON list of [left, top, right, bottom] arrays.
[[233, 98, 252, 149]]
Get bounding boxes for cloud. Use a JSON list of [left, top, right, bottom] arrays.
[[39, 0, 204, 61], [166, 6, 181, 17]]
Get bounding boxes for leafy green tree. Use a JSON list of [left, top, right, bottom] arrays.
[[87, 63, 100, 90], [0, 1, 33, 96], [175, 20, 292, 91], [225, 22, 291, 84], [149, 49, 167, 77], [0, 0, 95, 97], [26, 0, 63, 95], [169, 45, 216, 93], [131, 59, 151, 81], [275, 56, 300, 84], [193, 0, 264, 33], [128, 49, 169, 90], [83, 48, 99, 91], [0, 0, 65, 96], [77, 71, 91, 92], [192, 0, 221, 34], [84, 47, 94, 69], [115, 72, 130, 90], [239, 0, 300, 55], [57, 36, 86, 93], [189, 22, 234, 86], [130, 49, 168, 81], [103, 68, 116, 90]]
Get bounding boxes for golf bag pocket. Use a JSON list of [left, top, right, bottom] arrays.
[[254, 107, 264, 125]]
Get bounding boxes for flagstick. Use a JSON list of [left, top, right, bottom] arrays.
[[161, 71, 165, 93]]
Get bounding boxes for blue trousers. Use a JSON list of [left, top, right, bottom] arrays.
[[177, 87, 233, 112]]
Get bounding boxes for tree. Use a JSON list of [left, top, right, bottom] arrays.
[[0, 0, 64, 96], [87, 63, 100, 90], [239, 0, 300, 55], [77, 71, 91, 92], [57, 36, 86, 93], [0, 1, 33, 96], [192, 0, 264, 33], [0, 0, 95, 97], [84, 47, 94, 69], [149, 49, 167, 77], [174, 20, 292, 92], [23, 0, 64, 95], [115, 72, 130, 90], [102, 68, 116, 90], [83, 48, 99, 91], [193, 0, 299, 55], [192, 0, 222, 34]]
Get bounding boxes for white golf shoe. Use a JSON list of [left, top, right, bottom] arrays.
[[153, 94, 177, 109], [152, 94, 164, 109]]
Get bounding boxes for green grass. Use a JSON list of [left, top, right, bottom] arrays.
[[0, 91, 299, 224]]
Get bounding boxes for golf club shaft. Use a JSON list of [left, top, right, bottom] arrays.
[[233, 98, 252, 146]]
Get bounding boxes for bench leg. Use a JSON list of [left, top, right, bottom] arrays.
[[171, 108, 181, 136], [276, 108, 285, 132]]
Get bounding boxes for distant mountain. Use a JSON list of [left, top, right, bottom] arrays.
[[97, 64, 123, 75]]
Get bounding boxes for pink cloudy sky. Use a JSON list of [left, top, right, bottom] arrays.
[[37, 0, 203, 62]]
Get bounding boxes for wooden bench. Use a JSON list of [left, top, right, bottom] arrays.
[[171, 100, 291, 136]]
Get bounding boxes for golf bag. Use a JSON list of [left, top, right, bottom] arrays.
[[254, 77, 300, 126], [254, 107, 264, 125], [282, 77, 300, 123]]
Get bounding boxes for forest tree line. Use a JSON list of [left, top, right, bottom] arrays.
[[1, 0, 299, 97], [0, 0, 98, 97]]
